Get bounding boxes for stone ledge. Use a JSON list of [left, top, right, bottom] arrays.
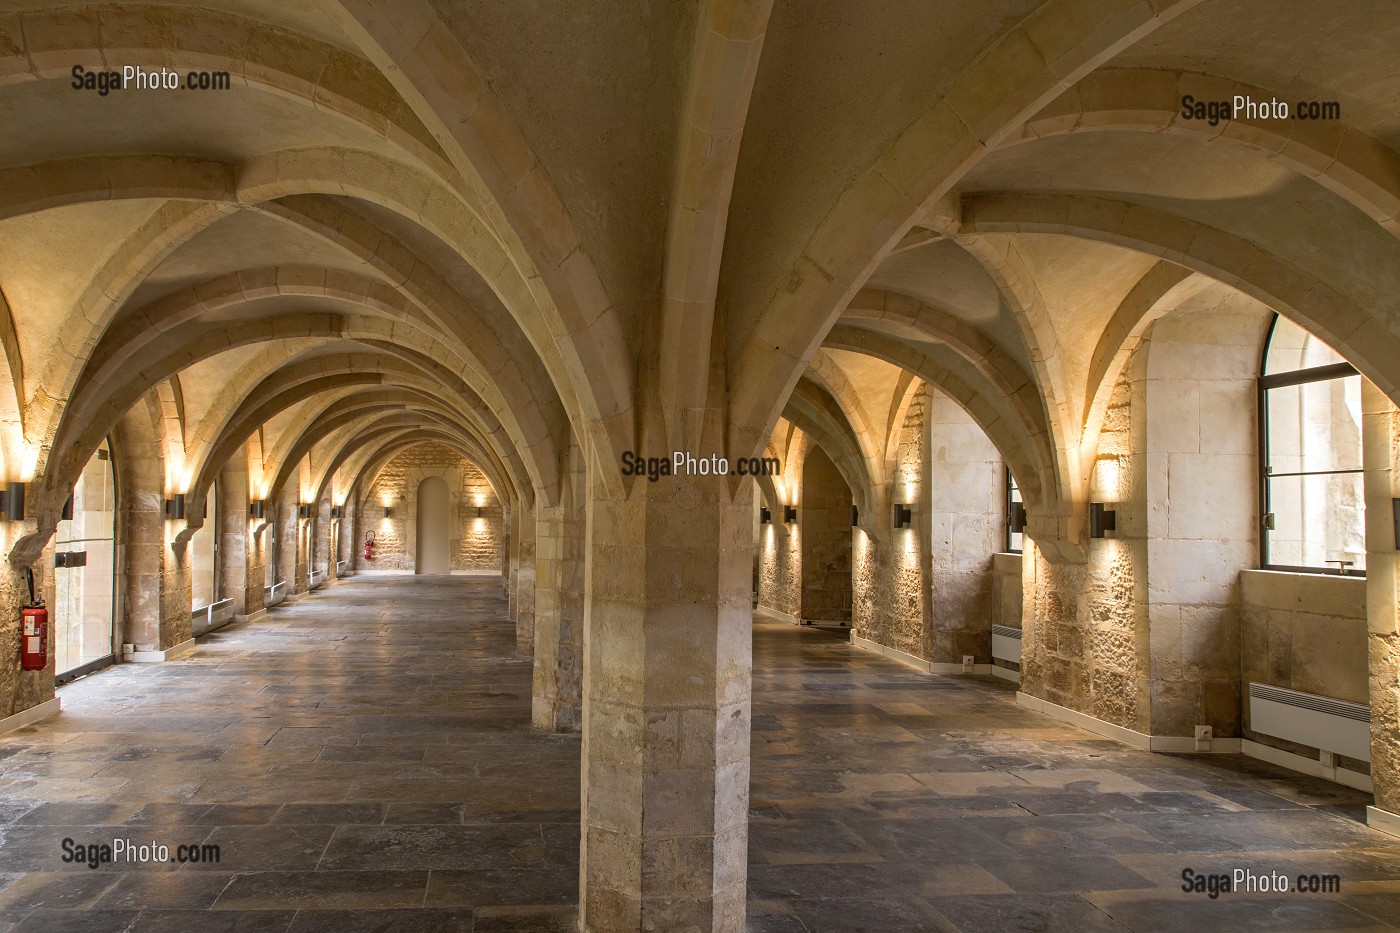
[[0, 697, 60, 736], [1240, 568, 1365, 618]]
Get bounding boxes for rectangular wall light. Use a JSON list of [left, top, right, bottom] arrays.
[[164, 493, 186, 520], [61, 492, 74, 522], [1009, 502, 1027, 534], [249, 499, 265, 519], [783, 505, 797, 524], [1394, 498, 1400, 550], [759, 506, 771, 525], [893, 503, 912, 529], [850, 504, 859, 527], [298, 504, 312, 518], [383, 506, 392, 518], [1089, 501, 1116, 538], [331, 506, 342, 519]]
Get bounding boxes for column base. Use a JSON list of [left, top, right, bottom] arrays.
[[0, 697, 61, 736], [129, 638, 196, 663]]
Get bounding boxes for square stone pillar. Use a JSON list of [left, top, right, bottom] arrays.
[[1363, 383, 1400, 831], [515, 505, 537, 654], [532, 497, 585, 732], [579, 472, 752, 932]]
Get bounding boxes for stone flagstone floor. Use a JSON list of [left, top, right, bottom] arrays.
[[0, 575, 1396, 931]]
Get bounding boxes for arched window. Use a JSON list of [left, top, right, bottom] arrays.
[[1259, 315, 1364, 574]]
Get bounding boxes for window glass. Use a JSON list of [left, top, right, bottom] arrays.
[[1261, 316, 1364, 573], [1006, 470, 1023, 554], [1264, 316, 1346, 375]]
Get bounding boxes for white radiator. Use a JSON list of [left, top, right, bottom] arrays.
[[1248, 682, 1370, 762], [991, 625, 1022, 664]]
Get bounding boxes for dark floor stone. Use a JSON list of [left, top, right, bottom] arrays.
[[285, 908, 473, 932], [212, 871, 429, 910], [0, 578, 1397, 929]]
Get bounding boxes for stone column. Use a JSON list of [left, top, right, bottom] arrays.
[[532, 484, 585, 732], [1363, 382, 1400, 831], [276, 484, 302, 598], [579, 472, 751, 932], [316, 496, 333, 581], [514, 506, 537, 654], [340, 485, 358, 577], [508, 503, 521, 617], [219, 451, 267, 620]]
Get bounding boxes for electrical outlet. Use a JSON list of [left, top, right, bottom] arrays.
[[1194, 725, 1212, 750], [962, 654, 975, 672]]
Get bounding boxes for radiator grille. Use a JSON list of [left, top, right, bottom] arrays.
[[991, 625, 1022, 639], [1249, 683, 1369, 723]]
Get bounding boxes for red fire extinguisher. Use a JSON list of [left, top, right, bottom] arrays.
[[20, 566, 47, 671], [363, 531, 375, 561]]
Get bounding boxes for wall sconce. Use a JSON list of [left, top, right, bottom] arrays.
[[298, 503, 312, 518], [383, 506, 392, 518], [476, 506, 483, 518], [1089, 501, 1117, 538], [164, 493, 185, 520], [249, 499, 265, 519], [893, 503, 912, 529], [331, 506, 342, 519], [1009, 502, 1027, 534], [783, 505, 797, 524], [1393, 498, 1400, 550], [759, 506, 771, 525], [850, 505, 859, 527], [61, 492, 74, 521], [0, 482, 25, 521]]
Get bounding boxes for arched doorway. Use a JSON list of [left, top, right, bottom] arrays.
[[415, 476, 451, 574]]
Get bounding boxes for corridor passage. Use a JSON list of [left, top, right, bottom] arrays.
[[1, 581, 1398, 932], [0, 577, 580, 932]]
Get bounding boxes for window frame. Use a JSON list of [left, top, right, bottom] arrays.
[[1257, 315, 1363, 576]]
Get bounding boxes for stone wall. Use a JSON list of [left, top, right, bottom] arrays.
[[853, 386, 931, 660], [799, 445, 852, 622], [1142, 309, 1263, 738], [357, 443, 504, 573], [1363, 382, 1400, 820], [990, 551, 1022, 674], [927, 387, 1002, 663], [1241, 569, 1368, 770], [756, 517, 799, 619]]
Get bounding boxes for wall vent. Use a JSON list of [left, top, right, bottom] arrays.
[[1248, 682, 1370, 762], [991, 625, 1022, 664]]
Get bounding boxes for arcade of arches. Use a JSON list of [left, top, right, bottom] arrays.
[[1, 1, 1400, 930]]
